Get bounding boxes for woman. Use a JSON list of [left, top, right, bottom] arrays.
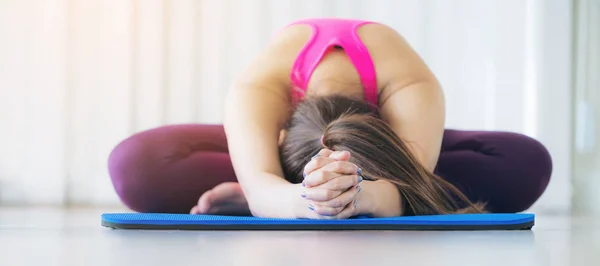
[[108, 18, 552, 218]]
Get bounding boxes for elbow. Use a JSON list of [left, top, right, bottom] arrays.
[[246, 201, 267, 218], [243, 193, 272, 218], [424, 156, 440, 173]]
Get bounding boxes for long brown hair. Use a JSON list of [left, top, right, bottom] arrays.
[[279, 94, 486, 215]]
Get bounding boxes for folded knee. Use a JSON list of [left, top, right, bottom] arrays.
[[507, 133, 552, 186], [490, 133, 553, 212], [108, 130, 168, 213]]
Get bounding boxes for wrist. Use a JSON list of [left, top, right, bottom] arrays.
[[354, 180, 376, 216], [289, 183, 310, 218], [243, 175, 304, 219], [356, 179, 403, 217]]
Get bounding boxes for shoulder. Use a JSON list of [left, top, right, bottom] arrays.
[[232, 23, 313, 92], [357, 23, 438, 94], [358, 22, 404, 42], [357, 22, 411, 55]]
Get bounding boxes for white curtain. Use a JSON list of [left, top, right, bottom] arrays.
[[573, 0, 600, 215], [0, 0, 573, 213]]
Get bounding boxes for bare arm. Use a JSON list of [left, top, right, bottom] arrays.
[[380, 80, 445, 172], [349, 24, 445, 217], [364, 24, 445, 172], [223, 85, 298, 218], [364, 79, 445, 216], [223, 28, 310, 218]]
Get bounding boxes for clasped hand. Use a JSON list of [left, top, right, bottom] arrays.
[[299, 149, 363, 219]]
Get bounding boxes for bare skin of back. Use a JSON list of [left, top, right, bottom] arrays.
[[190, 23, 446, 218]]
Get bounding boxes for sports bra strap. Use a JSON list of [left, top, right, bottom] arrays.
[[288, 19, 379, 109]]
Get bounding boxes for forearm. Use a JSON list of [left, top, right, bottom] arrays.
[[240, 172, 303, 218], [356, 179, 404, 217], [223, 85, 297, 218]]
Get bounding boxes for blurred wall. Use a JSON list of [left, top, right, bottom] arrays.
[[0, 0, 573, 213], [572, 0, 600, 215]]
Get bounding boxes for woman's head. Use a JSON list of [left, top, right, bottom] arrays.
[[279, 94, 485, 215]]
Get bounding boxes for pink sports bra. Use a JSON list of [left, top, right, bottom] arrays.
[[287, 18, 379, 109]]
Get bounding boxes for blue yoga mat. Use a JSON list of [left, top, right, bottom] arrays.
[[101, 213, 534, 231]]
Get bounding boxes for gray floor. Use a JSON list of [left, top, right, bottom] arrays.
[[1, 207, 598, 266]]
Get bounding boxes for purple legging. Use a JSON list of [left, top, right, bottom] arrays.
[[107, 124, 552, 214]]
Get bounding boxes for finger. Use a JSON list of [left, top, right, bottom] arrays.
[[303, 169, 344, 188], [302, 187, 343, 201], [306, 200, 357, 220], [333, 201, 357, 219], [304, 149, 334, 171], [308, 202, 345, 217], [320, 160, 360, 176], [328, 150, 351, 161], [303, 156, 337, 179], [190, 205, 200, 214], [313, 185, 360, 208], [315, 174, 362, 191], [314, 148, 334, 158], [303, 149, 352, 178]]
